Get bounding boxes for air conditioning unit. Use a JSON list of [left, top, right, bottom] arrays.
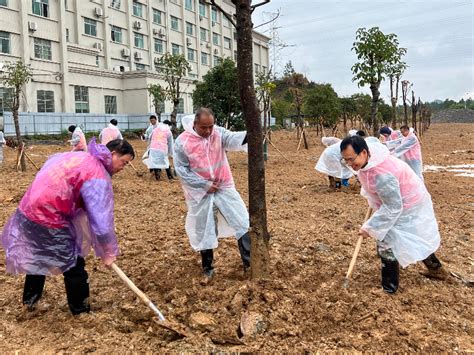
[[213, 48, 219, 54], [93, 42, 103, 51], [133, 21, 142, 30], [205, 43, 211, 48], [186, 37, 192, 46], [153, 28, 160, 36], [28, 21, 38, 31], [211, 21, 216, 27], [134, 51, 143, 60], [95, 7, 103, 17], [199, 16, 203, 21], [113, 66, 122, 71], [154, 57, 161, 64], [121, 48, 130, 57]]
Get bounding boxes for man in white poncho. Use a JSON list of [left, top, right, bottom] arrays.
[[391, 125, 424, 181], [0, 130, 6, 164], [340, 135, 447, 294], [142, 120, 174, 181], [99, 119, 123, 145], [173, 108, 250, 279]]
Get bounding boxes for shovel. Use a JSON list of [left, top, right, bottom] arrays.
[[128, 162, 144, 177], [343, 207, 373, 288], [111, 263, 191, 337]]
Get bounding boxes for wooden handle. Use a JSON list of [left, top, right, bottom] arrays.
[[129, 162, 139, 172], [111, 263, 165, 321]]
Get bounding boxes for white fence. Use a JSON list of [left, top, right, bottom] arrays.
[[1, 112, 189, 136]]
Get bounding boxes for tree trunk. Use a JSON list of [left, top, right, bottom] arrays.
[[411, 91, 416, 129], [13, 89, 26, 172], [234, 0, 270, 279], [370, 83, 380, 137], [170, 99, 179, 137], [390, 76, 397, 129]]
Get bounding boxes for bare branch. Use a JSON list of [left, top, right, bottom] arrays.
[[254, 9, 280, 29], [207, 1, 237, 28], [251, 0, 270, 13]]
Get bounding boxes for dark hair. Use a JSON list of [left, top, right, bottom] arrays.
[[106, 139, 135, 160], [68, 125, 76, 133], [400, 125, 409, 131], [340, 135, 369, 155], [149, 115, 157, 121], [356, 130, 366, 137], [110, 119, 118, 126], [380, 126, 391, 135], [162, 119, 172, 126], [194, 107, 214, 123]]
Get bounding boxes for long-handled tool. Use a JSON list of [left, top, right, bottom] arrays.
[[111, 263, 191, 337], [343, 207, 373, 288], [128, 161, 144, 177]]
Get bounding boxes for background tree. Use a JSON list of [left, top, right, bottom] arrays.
[[378, 98, 392, 125], [0, 60, 32, 171], [147, 83, 165, 121], [351, 26, 406, 136], [401, 79, 412, 125], [387, 61, 406, 128], [209, 0, 271, 279], [271, 98, 291, 126], [351, 93, 372, 130], [192, 58, 243, 129], [156, 53, 191, 136], [304, 83, 341, 135], [256, 69, 276, 135], [340, 96, 357, 134]]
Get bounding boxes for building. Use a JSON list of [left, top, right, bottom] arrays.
[[0, 0, 270, 116]]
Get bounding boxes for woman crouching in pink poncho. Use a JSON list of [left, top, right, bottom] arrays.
[[1, 138, 134, 315]]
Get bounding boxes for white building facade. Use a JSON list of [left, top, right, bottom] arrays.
[[0, 0, 270, 116]]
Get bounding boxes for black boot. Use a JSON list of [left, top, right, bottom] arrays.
[[154, 169, 161, 180], [23, 275, 46, 310], [200, 249, 214, 278], [238, 232, 251, 271], [381, 257, 399, 294], [166, 168, 174, 180], [63, 257, 90, 315], [422, 253, 448, 280]]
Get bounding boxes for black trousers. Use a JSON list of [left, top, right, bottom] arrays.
[[23, 256, 90, 315], [200, 232, 251, 272], [153, 168, 173, 180]]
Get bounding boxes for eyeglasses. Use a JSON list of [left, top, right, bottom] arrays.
[[340, 153, 359, 165]]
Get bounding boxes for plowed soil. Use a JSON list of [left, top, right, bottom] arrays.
[[0, 123, 472, 352]]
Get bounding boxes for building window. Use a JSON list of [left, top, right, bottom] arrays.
[[132, 1, 143, 17], [135, 63, 146, 71], [152, 8, 162, 24], [262, 66, 267, 74], [211, 7, 218, 23], [32, 0, 49, 18], [154, 38, 163, 53], [254, 63, 260, 73], [170, 16, 180, 31], [74, 86, 89, 113], [185, 0, 193, 11], [212, 32, 219, 46], [177, 98, 184, 114], [84, 18, 97, 36], [213, 55, 221, 66], [0, 87, 13, 116], [187, 48, 196, 62], [111, 26, 122, 43], [34, 38, 52, 60], [234, 50, 237, 61], [0, 0, 8, 7], [111, 0, 120, 9], [186, 22, 195, 37], [224, 16, 231, 28], [199, 1, 206, 17], [65, 28, 70, 42], [171, 43, 180, 55], [201, 52, 209, 66], [200, 27, 208, 42], [37, 90, 54, 112], [0, 31, 10, 54], [104, 95, 117, 114], [134, 32, 144, 48], [224, 37, 231, 49]]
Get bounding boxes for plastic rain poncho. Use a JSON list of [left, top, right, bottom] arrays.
[[391, 131, 423, 180], [144, 123, 158, 141], [0, 131, 5, 163], [142, 123, 173, 169], [321, 136, 341, 147], [99, 124, 123, 145], [173, 115, 249, 251], [357, 140, 440, 267], [71, 127, 87, 152], [1, 139, 119, 275], [316, 139, 353, 180], [381, 128, 402, 151]]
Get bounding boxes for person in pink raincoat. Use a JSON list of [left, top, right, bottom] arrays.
[[173, 108, 250, 279], [142, 120, 174, 181], [99, 119, 123, 145], [68, 125, 87, 152], [1, 138, 134, 314], [391, 125, 424, 181], [340, 135, 447, 294], [379, 126, 402, 151]]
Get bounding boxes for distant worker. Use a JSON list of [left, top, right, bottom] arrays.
[[0, 129, 6, 164], [174, 108, 250, 280], [391, 125, 424, 180], [143, 120, 175, 181], [68, 125, 87, 152], [99, 119, 123, 145], [379, 126, 402, 151], [340, 136, 447, 294]]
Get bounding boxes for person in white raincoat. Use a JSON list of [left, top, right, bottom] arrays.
[[99, 119, 123, 145], [173, 108, 250, 279], [391, 125, 423, 181], [0, 130, 6, 164], [143, 115, 158, 141], [316, 137, 353, 188], [340, 135, 447, 293], [142, 120, 174, 181], [68, 125, 87, 152], [379, 126, 402, 151]]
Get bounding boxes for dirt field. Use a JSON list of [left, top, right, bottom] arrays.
[[0, 123, 472, 352]]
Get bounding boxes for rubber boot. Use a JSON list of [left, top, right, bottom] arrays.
[[154, 169, 161, 181], [23, 275, 46, 310], [166, 168, 174, 180], [63, 257, 90, 315], [238, 232, 251, 272], [422, 253, 448, 280], [200, 249, 214, 278], [381, 257, 399, 294]]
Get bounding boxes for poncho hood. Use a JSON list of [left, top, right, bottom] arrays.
[[88, 137, 113, 174], [360, 139, 390, 171]]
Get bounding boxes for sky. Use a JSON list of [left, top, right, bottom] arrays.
[[253, 0, 474, 102]]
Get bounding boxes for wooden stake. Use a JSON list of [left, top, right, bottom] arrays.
[[24, 152, 40, 171]]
